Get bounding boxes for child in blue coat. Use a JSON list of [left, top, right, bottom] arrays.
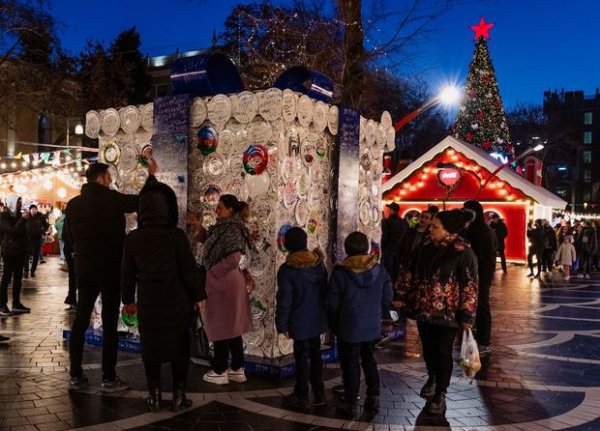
[[328, 231, 393, 418], [276, 227, 328, 411]]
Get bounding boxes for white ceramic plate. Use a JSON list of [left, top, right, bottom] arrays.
[[101, 142, 121, 165], [190, 98, 207, 127], [327, 105, 339, 135], [140, 103, 154, 132], [259, 88, 283, 121], [246, 172, 270, 197], [294, 199, 309, 226], [247, 119, 272, 144], [233, 91, 258, 124], [313, 101, 328, 132], [207, 94, 232, 125], [120, 105, 141, 134], [381, 110, 392, 129], [119, 144, 138, 172], [85, 110, 101, 138], [296, 95, 314, 128], [101, 108, 120, 137], [202, 153, 226, 178], [385, 126, 396, 152], [282, 89, 297, 123]]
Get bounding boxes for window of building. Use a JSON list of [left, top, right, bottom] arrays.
[[584, 112, 593, 125], [584, 151, 593, 164], [584, 170, 592, 183], [554, 186, 568, 198], [556, 164, 569, 178], [584, 131, 593, 144]]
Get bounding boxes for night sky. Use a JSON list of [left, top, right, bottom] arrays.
[[51, 0, 600, 110]]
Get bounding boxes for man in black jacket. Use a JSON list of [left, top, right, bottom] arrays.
[[463, 200, 496, 356], [65, 161, 156, 393], [381, 202, 408, 282], [23, 204, 49, 278], [0, 195, 29, 315]]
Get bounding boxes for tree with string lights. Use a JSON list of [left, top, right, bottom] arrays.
[[452, 17, 514, 161]]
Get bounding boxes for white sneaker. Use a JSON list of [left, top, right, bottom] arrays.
[[564, 276, 570, 280], [227, 367, 247, 383], [585, 274, 591, 279], [203, 370, 229, 385], [577, 274, 584, 279]]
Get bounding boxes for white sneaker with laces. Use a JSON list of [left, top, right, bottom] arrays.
[[227, 367, 247, 383], [203, 370, 229, 385]]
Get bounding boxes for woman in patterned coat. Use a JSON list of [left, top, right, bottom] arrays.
[[394, 209, 478, 416]]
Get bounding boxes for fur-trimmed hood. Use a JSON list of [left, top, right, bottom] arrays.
[[337, 254, 379, 273], [285, 248, 324, 268]]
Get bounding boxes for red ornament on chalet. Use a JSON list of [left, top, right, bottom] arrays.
[[465, 132, 474, 141]]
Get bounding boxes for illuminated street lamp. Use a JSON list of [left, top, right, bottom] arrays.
[[393, 84, 462, 131], [476, 143, 545, 198], [66, 118, 84, 147]]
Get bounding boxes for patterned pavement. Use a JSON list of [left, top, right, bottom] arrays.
[[1, 257, 600, 430]]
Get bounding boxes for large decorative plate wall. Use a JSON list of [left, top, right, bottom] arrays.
[[101, 108, 120, 136], [120, 106, 141, 134], [259, 88, 283, 121], [233, 91, 258, 124], [85, 110, 101, 138]]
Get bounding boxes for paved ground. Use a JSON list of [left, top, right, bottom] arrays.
[[1, 256, 600, 430]]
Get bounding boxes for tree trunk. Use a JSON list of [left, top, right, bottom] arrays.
[[337, 0, 364, 107]]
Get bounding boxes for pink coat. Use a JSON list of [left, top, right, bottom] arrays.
[[203, 251, 253, 342]]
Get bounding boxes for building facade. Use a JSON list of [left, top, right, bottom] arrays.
[[543, 89, 600, 212]]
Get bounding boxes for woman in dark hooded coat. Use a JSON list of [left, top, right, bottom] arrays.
[[121, 182, 205, 412]]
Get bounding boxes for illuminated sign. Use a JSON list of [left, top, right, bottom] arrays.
[[437, 167, 462, 189]]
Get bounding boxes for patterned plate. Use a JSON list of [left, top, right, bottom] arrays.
[[85, 110, 101, 138], [381, 110, 393, 129], [101, 142, 121, 165], [297, 95, 314, 128], [140, 103, 154, 132], [203, 183, 222, 207], [101, 108, 120, 137], [259, 88, 283, 121], [132, 167, 149, 191], [233, 91, 258, 124], [207, 94, 232, 125], [190, 98, 207, 127], [119, 144, 138, 172], [283, 181, 298, 209], [225, 177, 249, 201], [282, 89, 297, 123], [202, 153, 226, 178], [313, 101, 328, 132], [327, 105, 339, 135], [294, 199, 309, 226], [120, 105, 141, 134], [246, 172, 270, 197]]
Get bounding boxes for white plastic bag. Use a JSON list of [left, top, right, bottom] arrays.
[[459, 328, 481, 378]]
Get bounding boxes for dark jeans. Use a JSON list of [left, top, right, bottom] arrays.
[[0, 254, 25, 307], [579, 250, 593, 275], [293, 336, 324, 398], [69, 272, 120, 381], [497, 247, 507, 272], [144, 358, 189, 387], [24, 239, 41, 276], [213, 336, 244, 374], [542, 248, 554, 272], [382, 252, 399, 283], [528, 247, 543, 275], [417, 321, 458, 394], [337, 339, 379, 401], [64, 251, 77, 305], [475, 278, 492, 346]]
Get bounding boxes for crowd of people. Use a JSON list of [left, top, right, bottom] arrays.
[[527, 218, 600, 280], [1, 158, 546, 419]]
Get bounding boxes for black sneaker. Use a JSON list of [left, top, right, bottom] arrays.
[[40, 260, 46, 264], [426, 392, 446, 415], [0, 335, 9, 343], [281, 393, 309, 411], [419, 375, 436, 399], [364, 395, 380, 415], [12, 303, 31, 313], [313, 392, 327, 407], [69, 375, 89, 392], [101, 376, 129, 393], [336, 399, 357, 419], [527, 272, 534, 277], [0, 306, 11, 316]]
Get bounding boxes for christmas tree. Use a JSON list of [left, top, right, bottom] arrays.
[[452, 17, 514, 161]]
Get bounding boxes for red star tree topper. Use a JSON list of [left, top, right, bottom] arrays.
[[452, 17, 514, 161]]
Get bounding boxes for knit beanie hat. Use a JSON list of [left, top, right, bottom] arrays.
[[436, 209, 473, 234], [284, 227, 307, 252], [344, 231, 369, 256]]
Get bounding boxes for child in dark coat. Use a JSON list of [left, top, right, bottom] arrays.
[[328, 231, 393, 418], [276, 227, 328, 411]]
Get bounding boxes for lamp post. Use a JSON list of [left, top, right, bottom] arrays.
[[476, 143, 545, 198], [66, 118, 83, 147], [393, 85, 461, 131]]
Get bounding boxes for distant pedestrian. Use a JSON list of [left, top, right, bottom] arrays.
[[397, 209, 435, 270], [489, 214, 508, 273], [0, 195, 29, 315], [122, 181, 205, 412], [381, 202, 408, 282], [463, 200, 495, 356], [328, 231, 393, 418], [24, 204, 48, 278], [574, 220, 596, 279], [555, 235, 576, 280], [395, 209, 478, 415], [541, 220, 557, 274], [276, 227, 327, 411]]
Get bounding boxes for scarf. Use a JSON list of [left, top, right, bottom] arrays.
[[202, 215, 252, 270]]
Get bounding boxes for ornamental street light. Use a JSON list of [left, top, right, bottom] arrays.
[[475, 143, 545, 198], [66, 118, 83, 147], [393, 84, 462, 131]]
